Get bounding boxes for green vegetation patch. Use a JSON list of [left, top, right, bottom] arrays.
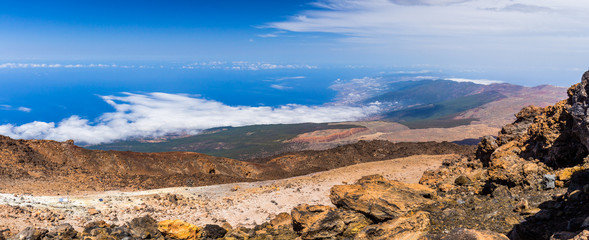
[[383, 91, 506, 129], [88, 123, 364, 160]]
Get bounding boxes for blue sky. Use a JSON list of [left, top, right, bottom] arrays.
[[0, 0, 317, 62], [2, 0, 587, 78]]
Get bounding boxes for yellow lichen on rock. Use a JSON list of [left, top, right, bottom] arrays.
[[158, 220, 201, 240], [558, 166, 586, 181]]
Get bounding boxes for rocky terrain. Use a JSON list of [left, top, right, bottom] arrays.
[[0, 72, 586, 239], [0, 135, 472, 196]]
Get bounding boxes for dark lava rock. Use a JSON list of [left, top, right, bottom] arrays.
[[476, 136, 498, 166], [8, 227, 47, 240], [200, 224, 228, 239], [127, 215, 164, 239], [82, 221, 132, 239], [46, 224, 78, 240], [569, 71, 589, 151], [424, 228, 509, 240], [455, 175, 472, 186], [291, 204, 346, 239]]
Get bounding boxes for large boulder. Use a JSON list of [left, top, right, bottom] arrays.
[[46, 224, 78, 240], [330, 175, 435, 222], [8, 227, 47, 240], [291, 204, 345, 239], [127, 215, 165, 239], [157, 220, 200, 240], [569, 71, 589, 151], [291, 204, 372, 240], [81, 221, 133, 239], [355, 211, 430, 240]]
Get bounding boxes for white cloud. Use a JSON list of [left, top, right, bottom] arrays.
[[0, 105, 32, 112], [0, 93, 380, 145], [270, 0, 589, 37], [266, 0, 589, 71], [258, 33, 279, 38], [270, 84, 293, 90], [0, 63, 119, 69], [182, 61, 318, 70], [17, 107, 32, 113], [444, 77, 502, 85], [275, 76, 306, 81]]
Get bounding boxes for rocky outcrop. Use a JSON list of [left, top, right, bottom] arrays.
[[476, 72, 589, 188], [330, 175, 435, 221], [569, 71, 589, 151], [291, 204, 372, 239], [355, 211, 430, 240]]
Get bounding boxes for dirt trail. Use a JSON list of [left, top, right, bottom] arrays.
[[0, 154, 457, 232]]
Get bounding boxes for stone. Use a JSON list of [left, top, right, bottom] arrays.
[[291, 204, 345, 239], [269, 212, 293, 229], [48, 224, 77, 239], [569, 71, 589, 151], [438, 183, 454, 192], [87, 208, 100, 215], [513, 199, 529, 213], [158, 220, 200, 240], [82, 221, 133, 239], [476, 136, 498, 166], [223, 228, 250, 240], [339, 209, 372, 238], [551, 230, 589, 240], [543, 174, 556, 189], [455, 175, 472, 186], [330, 175, 435, 222], [127, 215, 165, 239], [200, 224, 228, 239], [424, 228, 509, 240], [491, 185, 512, 199], [8, 227, 48, 240], [581, 216, 589, 228], [355, 211, 429, 240]]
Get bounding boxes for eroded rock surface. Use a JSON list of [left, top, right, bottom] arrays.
[[330, 175, 435, 221]]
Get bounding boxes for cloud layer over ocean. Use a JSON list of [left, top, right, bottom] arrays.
[[0, 92, 380, 145]]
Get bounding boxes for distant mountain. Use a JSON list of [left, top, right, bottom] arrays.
[[363, 79, 492, 107], [88, 80, 567, 159]]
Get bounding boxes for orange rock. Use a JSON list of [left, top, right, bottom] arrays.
[[158, 220, 201, 240], [87, 208, 100, 215]]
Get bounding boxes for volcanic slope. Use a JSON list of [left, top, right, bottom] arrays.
[[0, 135, 473, 195]]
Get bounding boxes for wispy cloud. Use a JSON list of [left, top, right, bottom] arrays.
[[270, 84, 293, 90], [444, 77, 502, 85], [182, 61, 318, 70], [275, 76, 306, 81], [0, 93, 380, 145], [0, 63, 119, 69], [0, 62, 319, 71], [266, 0, 589, 70], [17, 107, 32, 113], [258, 33, 279, 38], [0, 105, 32, 113]]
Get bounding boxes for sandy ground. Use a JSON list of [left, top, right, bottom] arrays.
[[0, 154, 457, 233]]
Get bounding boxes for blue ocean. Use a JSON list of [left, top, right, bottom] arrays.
[[0, 64, 379, 125]]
